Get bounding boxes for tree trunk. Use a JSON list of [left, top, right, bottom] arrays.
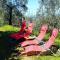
[[9, 7, 12, 25]]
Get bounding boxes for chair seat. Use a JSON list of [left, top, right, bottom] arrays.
[[21, 45, 46, 55]]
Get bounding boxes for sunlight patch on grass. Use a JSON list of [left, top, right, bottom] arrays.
[[0, 25, 20, 32], [18, 56, 60, 60]]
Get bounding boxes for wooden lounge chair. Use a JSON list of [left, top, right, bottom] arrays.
[[21, 24, 48, 47], [23, 22, 34, 39], [9, 22, 34, 41], [21, 28, 58, 55], [9, 20, 26, 39]]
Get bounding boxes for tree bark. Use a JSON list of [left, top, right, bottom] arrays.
[[9, 7, 12, 25]]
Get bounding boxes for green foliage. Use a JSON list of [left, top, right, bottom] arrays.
[[36, 0, 60, 28], [54, 33, 60, 47], [0, 0, 28, 25], [0, 20, 4, 26], [44, 33, 50, 40], [32, 29, 39, 36]]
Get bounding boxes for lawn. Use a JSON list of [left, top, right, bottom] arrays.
[[18, 56, 60, 60], [0, 25, 60, 60], [0, 25, 20, 32]]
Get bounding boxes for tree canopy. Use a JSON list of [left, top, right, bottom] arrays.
[[36, 0, 60, 28], [0, 0, 28, 25]]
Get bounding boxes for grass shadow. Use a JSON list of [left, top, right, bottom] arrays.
[[0, 31, 19, 60]]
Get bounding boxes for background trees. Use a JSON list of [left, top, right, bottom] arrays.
[[0, 0, 60, 29], [36, 0, 60, 28], [0, 0, 28, 25]]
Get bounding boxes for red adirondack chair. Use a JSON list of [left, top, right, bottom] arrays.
[[21, 28, 58, 55], [9, 22, 34, 40], [9, 20, 26, 39], [23, 22, 34, 39], [21, 24, 48, 47]]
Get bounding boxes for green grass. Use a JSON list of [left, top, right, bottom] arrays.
[[18, 56, 60, 60], [0, 25, 20, 32]]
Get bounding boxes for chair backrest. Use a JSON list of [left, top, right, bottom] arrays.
[[19, 20, 26, 32], [9, 22, 33, 40], [24, 22, 34, 38], [43, 28, 58, 49], [35, 24, 48, 42]]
